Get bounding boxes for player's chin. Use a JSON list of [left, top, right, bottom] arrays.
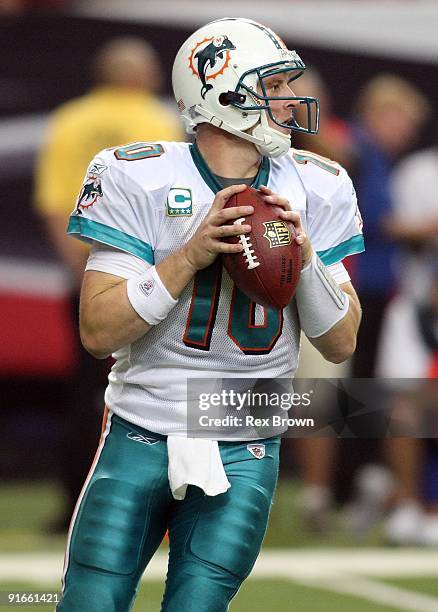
[[265, 116, 287, 135], [273, 123, 292, 136]]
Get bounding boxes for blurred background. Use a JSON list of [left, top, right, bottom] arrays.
[[1, 1, 438, 610]]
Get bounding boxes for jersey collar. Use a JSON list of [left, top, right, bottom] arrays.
[[189, 142, 270, 194]]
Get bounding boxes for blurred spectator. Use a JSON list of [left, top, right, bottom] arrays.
[[339, 79, 431, 541], [33, 36, 184, 532], [350, 74, 430, 378], [375, 138, 438, 545]]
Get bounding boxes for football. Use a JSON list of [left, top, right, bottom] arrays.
[[222, 187, 302, 309]]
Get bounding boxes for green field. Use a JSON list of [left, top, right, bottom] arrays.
[[1, 481, 438, 611], [0, 579, 419, 612]]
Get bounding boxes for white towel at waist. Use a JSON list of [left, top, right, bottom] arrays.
[[167, 437, 231, 500]]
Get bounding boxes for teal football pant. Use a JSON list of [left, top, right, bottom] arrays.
[[57, 410, 280, 611]]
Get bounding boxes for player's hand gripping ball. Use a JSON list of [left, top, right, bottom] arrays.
[[222, 187, 302, 309]]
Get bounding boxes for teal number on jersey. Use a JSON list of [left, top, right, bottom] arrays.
[[114, 142, 164, 161], [228, 286, 283, 354], [183, 263, 222, 350], [184, 265, 283, 354], [292, 150, 340, 176]]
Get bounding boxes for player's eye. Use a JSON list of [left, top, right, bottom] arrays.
[[269, 82, 282, 93]]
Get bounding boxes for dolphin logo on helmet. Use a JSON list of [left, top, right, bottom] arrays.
[[190, 35, 236, 99]]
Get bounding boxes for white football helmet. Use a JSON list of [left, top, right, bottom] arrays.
[[172, 18, 319, 158]]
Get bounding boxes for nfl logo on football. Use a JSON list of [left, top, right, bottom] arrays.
[[263, 220, 291, 248]]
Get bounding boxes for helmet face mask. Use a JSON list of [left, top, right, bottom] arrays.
[[172, 18, 320, 158], [230, 62, 319, 135]]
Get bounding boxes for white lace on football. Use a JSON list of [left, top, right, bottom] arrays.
[[234, 217, 260, 270]]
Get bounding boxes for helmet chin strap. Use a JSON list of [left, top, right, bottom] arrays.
[[193, 105, 291, 158], [251, 109, 291, 158]]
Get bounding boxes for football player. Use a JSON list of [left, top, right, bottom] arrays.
[[57, 18, 363, 611]]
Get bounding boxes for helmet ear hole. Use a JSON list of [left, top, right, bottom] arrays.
[[219, 91, 231, 106], [219, 91, 247, 106], [219, 93, 231, 106]]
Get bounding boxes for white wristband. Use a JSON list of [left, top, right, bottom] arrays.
[[295, 252, 349, 338], [126, 266, 178, 325]]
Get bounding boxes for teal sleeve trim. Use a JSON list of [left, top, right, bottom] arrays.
[[316, 234, 365, 266], [67, 216, 154, 265]]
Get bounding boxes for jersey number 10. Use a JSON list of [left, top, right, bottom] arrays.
[[184, 262, 283, 355]]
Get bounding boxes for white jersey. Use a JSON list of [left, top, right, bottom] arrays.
[[68, 141, 364, 434], [390, 147, 438, 301]]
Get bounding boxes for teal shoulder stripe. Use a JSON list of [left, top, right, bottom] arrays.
[[67, 216, 154, 265], [317, 234, 364, 266]]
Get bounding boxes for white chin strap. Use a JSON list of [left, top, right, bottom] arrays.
[[192, 105, 291, 158], [251, 109, 292, 158]]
